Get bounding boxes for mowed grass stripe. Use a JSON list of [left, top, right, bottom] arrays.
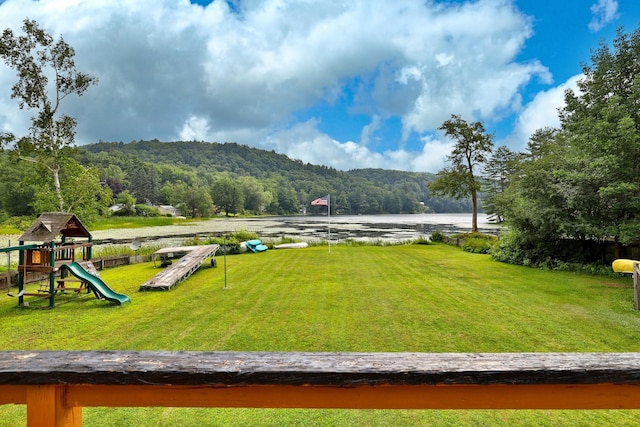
[[0, 244, 637, 353], [0, 243, 640, 425]]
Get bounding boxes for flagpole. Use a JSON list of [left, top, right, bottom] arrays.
[[328, 194, 331, 254]]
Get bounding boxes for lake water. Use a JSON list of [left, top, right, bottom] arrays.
[[90, 213, 503, 247]]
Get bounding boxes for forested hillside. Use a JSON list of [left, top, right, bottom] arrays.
[[0, 139, 471, 222], [73, 140, 470, 216]]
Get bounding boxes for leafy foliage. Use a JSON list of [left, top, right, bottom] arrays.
[[558, 27, 640, 246], [461, 238, 494, 254], [429, 115, 493, 231], [489, 26, 640, 266], [483, 145, 520, 223], [412, 235, 432, 245], [0, 152, 37, 216], [211, 176, 244, 216], [0, 19, 98, 212], [430, 230, 445, 243], [75, 140, 471, 216], [28, 158, 111, 224], [114, 191, 136, 216], [184, 230, 259, 255]]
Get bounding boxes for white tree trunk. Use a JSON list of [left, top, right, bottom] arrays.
[[52, 167, 65, 212]]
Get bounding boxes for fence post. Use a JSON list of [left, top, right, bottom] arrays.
[[633, 262, 639, 311], [26, 385, 81, 427]]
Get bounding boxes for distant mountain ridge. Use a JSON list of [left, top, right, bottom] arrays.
[[79, 140, 472, 214]]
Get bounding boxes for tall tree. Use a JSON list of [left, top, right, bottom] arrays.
[[0, 153, 37, 216], [128, 164, 160, 204], [429, 115, 493, 232], [159, 181, 188, 208], [500, 131, 575, 241], [101, 164, 128, 197], [0, 19, 98, 211], [526, 127, 560, 161], [238, 176, 270, 214], [31, 159, 112, 224], [184, 185, 213, 218], [483, 145, 520, 223], [211, 176, 244, 216], [560, 26, 640, 249], [493, 27, 640, 266], [115, 190, 137, 216]]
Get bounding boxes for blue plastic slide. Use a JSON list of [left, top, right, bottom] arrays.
[[59, 262, 130, 305]]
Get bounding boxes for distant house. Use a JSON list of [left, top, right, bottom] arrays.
[[109, 204, 124, 214], [158, 205, 180, 217]]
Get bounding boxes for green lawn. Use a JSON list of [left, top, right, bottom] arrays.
[[0, 244, 639, 425]]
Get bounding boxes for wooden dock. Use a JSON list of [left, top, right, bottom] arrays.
[[139, 245, 219, 291]]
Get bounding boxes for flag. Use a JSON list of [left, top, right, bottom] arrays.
[[311, 194, 331, 253], [311, 195, 329, 206]]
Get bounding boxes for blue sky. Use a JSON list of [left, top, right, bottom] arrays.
[[0, 0, 638, 172]]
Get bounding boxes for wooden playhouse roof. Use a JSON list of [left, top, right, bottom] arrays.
[[19, 212, 92, 242]]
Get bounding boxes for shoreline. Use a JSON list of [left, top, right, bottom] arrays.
[[89, 213, 502, 246]]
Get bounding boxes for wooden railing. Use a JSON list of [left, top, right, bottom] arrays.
[[2, 351, 640, 426]]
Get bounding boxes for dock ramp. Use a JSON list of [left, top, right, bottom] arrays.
[[139, 245, 219, 291]]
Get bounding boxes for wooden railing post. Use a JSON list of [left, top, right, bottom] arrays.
[[26, 385, 81, 427], [633, 262, 639, 310]]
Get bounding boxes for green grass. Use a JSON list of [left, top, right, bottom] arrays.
[[91, 243, 161, 258], [0, 244, 639, 425], [0, 225, 21, 234]]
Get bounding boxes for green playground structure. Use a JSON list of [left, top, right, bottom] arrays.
[[0, 212, 129, 308], [60, 262, 130, 305]]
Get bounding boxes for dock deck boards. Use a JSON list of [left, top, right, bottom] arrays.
[[139, 244, 219, 291]]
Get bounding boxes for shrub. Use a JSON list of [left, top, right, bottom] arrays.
[[181, 236, 204, 246], [490, 229, 542, 265], [430, 230, 445, 243], [456, 232, 498, 241], [219, 242, 242, 255], [413, 235, 431, 245], [182, 230, 259, 255], [93, 243, 160, 258], [490, 229, 584, 267], [489, 230, 614, 275], [0, 216, 34, 233], [135, 204, 160, 217], [229, 229, 258, 242], [462, 238, 494, 254]]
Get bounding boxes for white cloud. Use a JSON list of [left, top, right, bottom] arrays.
[[360, 115, 381, 147], [589, 0, 619, 32], [394, 0, 551, 139], [265, 120, 384, 170], [179, 115, 211, 141], [0, 0, 550, 172], [0, 66, 30, 135], [506, 74, 582, 150], [388, 135, 454, 173], [267, 119, 452, 172]]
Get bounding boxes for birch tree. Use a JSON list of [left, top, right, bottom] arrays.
[[0, 19, 98, 211]]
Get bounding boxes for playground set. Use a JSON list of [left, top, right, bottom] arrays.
[[0, 212, 130, 308]]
